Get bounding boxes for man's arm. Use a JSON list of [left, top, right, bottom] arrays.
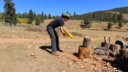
[[60, 26, 70, 34]]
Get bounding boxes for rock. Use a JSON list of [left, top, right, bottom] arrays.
[[102, 68, 108, 72], [31, 52, 35, 56], [93, 67, 98, 72]]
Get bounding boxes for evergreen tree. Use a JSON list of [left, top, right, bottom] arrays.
[[118, 21, 123, 28], [66, 11, 69, 14], [74, 11, 76, 17], [35, 15, 40, 25], [33, 11, 36, 20], [61, 12, 64, 17], [0, 12, 2, 19], [44, 14, 47, 19], [28, 9, 34, 24], [56, 15, 59, 18], [52, 16, 56, 19], [37, 14, 41, 23], [41, 11, 44, 22], [112, 13, 118, 24], [4, 0, 18, 26], [105, 12, 112, 21], [84, 17, 89, 25], [23, 12, 28, 18], [0, 12, 3, 22], [48, 13, 51, 19], [118, 12, 123, 22], [18, 13, 22, 18], [92, 12, 96, 21], [107, 22, 112, 30], [21, 13, 26, 19]]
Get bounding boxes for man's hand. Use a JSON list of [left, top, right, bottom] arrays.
[[69, 34, 73, 38], [63, 32, 67, 36]]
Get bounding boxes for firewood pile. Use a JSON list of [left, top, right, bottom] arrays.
[[76, 36, 128, 72], [94, 36, 128, 71]]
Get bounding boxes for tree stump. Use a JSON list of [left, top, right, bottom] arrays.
[[115, 40, 127, 48], [78, 36, 90, 59]]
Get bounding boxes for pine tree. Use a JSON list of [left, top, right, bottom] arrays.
[[44, 14, 47, 19], [84, 17, 89, 25], [0, 12, 2, 19], [92, 12, 96, 21], [4, 0, 18, 26], [118, 21, 123, 28], [37, 14, 41, 23], [52, 16, 56, 19], [66, 11, 69, 14], [56, 15, 59, 18], [28, 9, 34, 24], [107, 22, 112, 30], [23, 12, 28, 18], [21, 13, 26, 19], [41, 11, 44, 22], [18, 13, 22, 18], [74, 11, 76, 17], [112, 13, 117, 24], [105, 12, 112, 21], [118, 12, 123, 22], [61, 13, 64, 17], [34, 11, 36, 20], [48, 13, 51, 19], [35, 16, 40, 25]]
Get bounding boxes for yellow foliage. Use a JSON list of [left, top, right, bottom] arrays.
[[18, 18, 35, 25], [18, 18, 28, 24]]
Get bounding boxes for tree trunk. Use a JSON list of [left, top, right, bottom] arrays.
[[78, 46, 90, 59], [82, 36, 90, 48], [78, 36, 90, 59]]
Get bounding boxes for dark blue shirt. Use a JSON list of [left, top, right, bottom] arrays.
[[47, 18, 64, 29]]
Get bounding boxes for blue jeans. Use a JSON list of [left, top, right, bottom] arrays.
[[47, 28, 60, 52]]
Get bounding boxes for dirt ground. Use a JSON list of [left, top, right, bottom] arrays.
[[0, 26, 128, 72]]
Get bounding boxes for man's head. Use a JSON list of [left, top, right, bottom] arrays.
[[62, 13, 70, 21]]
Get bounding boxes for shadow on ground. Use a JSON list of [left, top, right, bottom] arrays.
[[102, 59, 128, 72], [39, 46, 52, 54]]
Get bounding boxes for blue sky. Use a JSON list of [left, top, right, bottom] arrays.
[[0, 0, 128, 16]]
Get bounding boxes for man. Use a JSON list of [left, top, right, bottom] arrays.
[[47, 13, 73, 56]]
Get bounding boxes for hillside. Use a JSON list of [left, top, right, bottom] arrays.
[[71, 6, 128, 20]]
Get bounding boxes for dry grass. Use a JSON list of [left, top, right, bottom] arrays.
[[0, 20, 128, 72]]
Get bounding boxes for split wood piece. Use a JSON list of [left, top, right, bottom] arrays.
[[104, 37, 108, 43], [82, 36, 91, 48], [118, 48, 128, 59], [109, 44, 121, 56], [78, 46, 90, 59], [101, 42, 111, 48], [115, 40, 127, 48], [94, 47, 114, 56]]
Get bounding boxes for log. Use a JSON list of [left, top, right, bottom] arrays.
[[109, 44, 121, 56], [104, 36, 109, 43], [118, 48, 128, 59], [82, 36, 90, 48], [94, 47, 114, 56], [78, 36, 90, 59], [101, 42, 111, 48], [78, 46, 90, 59], [115, 40, 127, 48]]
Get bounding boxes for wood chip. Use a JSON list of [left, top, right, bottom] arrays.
[[80, 66, 85, 69]]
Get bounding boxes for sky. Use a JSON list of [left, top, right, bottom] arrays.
[[0, 0, 128, 16]]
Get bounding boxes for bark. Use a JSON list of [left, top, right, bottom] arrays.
[[78, 46, 90, 59]]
